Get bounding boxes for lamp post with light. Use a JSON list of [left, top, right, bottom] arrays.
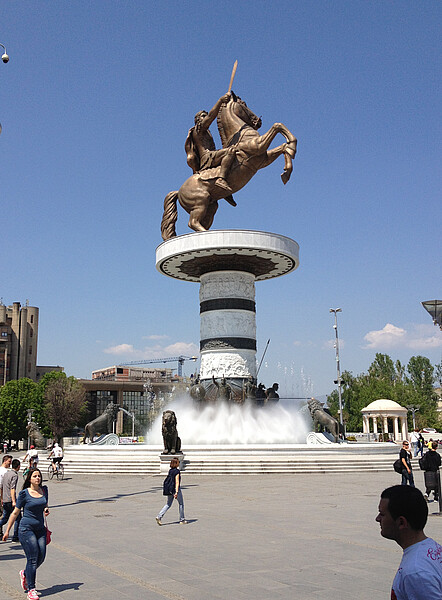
[[421, 300, 442, 331], [0, 42, 9, 137], [330, 308, 344, 429]]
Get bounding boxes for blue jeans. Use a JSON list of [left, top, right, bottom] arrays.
[[157, 489, 185, 521], [19, 526, 46, 590], [0, 502, 21, 538], [411, 442, 418, 457], [401, 468, 415, 487]]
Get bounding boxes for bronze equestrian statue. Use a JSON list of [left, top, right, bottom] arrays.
[[161, 91, 297, 240]]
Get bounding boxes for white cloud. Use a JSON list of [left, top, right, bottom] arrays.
[[104, 343, 137, 355], [103, 341, 199, 360], [164, 342, 199, 357], [143, 334, 169, 341], [363, 323, 442, 350]]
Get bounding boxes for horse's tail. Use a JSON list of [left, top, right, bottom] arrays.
[[161, 191, 179, 240]]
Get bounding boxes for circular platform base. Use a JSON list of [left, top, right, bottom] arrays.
[[156, 230, 300, 282]]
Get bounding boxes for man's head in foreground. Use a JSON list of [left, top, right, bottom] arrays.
[[376, 485, 428, 549]]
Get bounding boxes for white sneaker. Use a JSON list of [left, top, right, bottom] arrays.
[[27, 590, 39, 600]]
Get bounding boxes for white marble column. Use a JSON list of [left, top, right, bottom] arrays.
[[393, 417, 399, 441], [199, 271, 257, 380], [372, 416, 378, 434], [362, 415, 369, 434]]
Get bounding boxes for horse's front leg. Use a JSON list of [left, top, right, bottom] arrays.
[[258, 143, 293, 184]]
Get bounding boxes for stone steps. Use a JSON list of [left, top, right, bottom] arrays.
[[60, 443, 400, 475]]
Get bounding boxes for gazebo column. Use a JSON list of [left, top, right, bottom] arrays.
[[362, 414, 369, 434], [400, 417, 408, 441], [372, 416, 378, 433], [393, 417, 399, 441], [383, 416, 388, 434]]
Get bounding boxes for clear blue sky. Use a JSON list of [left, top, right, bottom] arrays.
[[2, 1, 441, 398]]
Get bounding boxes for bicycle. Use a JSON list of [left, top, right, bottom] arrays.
[[47, 460, 64, 480]]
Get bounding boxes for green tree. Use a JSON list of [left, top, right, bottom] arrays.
[[327, 353, 440, 432], [0, 378, 40, 442], [405, 356, 437, 428], [43, 375, 87, 441], [435, 361, 442, 388]]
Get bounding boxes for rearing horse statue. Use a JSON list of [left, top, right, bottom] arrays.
[[161, 93, 297, 240]]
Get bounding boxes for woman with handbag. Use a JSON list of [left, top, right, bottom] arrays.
[[156, 457, 187, 525], [2, 467, 50, 600]]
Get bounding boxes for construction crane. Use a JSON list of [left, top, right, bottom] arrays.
[[118, 355, 198, 377]]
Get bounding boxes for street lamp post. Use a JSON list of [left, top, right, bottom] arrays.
[[422, 300, 442, 330], [406, 405, 420, 430], [0, 42, 9, 137], [330, 308, 344, 429]]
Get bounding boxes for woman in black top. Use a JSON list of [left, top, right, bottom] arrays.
[[156, 457, 187, 525]]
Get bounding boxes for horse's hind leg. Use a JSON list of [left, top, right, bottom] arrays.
[[200, 201, 218, 230], [187, 193, 214, 233]]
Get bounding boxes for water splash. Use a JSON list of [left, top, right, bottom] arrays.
[[147, 396, 312, 445]]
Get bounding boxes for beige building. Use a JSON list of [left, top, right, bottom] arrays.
[[0, 300, 63, 385]]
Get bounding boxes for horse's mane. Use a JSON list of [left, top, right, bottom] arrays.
[[217, 101, 229, 148]]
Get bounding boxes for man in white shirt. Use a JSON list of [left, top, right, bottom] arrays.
[[409, 429, 420, 457], [48, 442, 63, 473], [376, 485, 442, 599]]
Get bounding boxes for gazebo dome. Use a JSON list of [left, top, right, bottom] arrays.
[[361, 399, 404, 412]]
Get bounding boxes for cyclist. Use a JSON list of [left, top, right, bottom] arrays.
[[23, 446, 39, 469], [48, 442, 63, 473]]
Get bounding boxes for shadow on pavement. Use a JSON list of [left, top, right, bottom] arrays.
[[40, 582, 83, 596]]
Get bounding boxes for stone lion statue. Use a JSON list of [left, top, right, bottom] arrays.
[[161, 410, 182, 454], [26, 421, 45, 449], [82, 402, 120, 444], [307, 397, 340, 443]]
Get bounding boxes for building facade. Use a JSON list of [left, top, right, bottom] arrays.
[[0, 301, 63, 385], [0, 301, 39, 384]]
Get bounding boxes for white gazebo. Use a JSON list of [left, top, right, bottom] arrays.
[[361, 399, 408, 441]]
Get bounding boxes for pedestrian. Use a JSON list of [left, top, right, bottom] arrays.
[[0, 459, 21, 541], [417, 430, 425, 457], [376, 485, 442, 599], [0, 454, 12, 538], [422, 441, 441, 503], [2, 467, 50, 600], [156, 457, 187, 525], [399, 440, 414, 487], [409, 429, 419, 457]]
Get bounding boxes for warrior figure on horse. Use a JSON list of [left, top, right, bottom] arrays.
[[161, 77, 297, 241]]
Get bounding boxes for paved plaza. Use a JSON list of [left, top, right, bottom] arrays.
[[1, 464, 442, 600]]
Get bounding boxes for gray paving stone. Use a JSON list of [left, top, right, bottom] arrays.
[[0, 470, 441, 599]]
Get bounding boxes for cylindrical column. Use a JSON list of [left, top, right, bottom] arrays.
[[372, 416, 378, 433], [393, 416, 399, 441], [199, 271, 256, 381], [362, 415, 369, 434]]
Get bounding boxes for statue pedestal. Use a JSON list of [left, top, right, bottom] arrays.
[[156, 230, 299, 395], [159, 453, 185, 475]]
